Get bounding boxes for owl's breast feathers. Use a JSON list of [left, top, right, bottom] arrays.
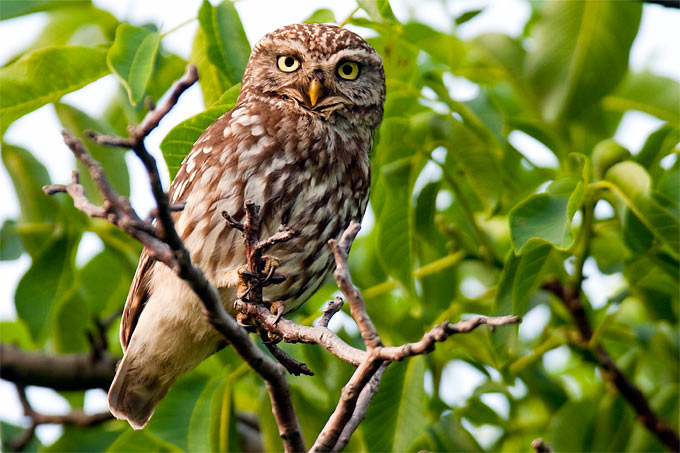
[[121, 100, 373, 347]]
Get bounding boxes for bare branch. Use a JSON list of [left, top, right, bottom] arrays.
[[375, 315, 521, 361], [264, 342, 314, 376], [317, 296, 344, 328], [334, 363, 387, 452], [329, 222, 381, 349], [543, 279, 680, 452], [1, 343, 117, 391], [8, 385, 112, 451]]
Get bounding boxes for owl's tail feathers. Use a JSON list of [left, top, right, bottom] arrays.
[[107, 355, 170, 430]]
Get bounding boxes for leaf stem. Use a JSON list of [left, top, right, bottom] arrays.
[[339, 6, 360, 27], [573, 195, 595, 292], [160, 17, 197, 38]]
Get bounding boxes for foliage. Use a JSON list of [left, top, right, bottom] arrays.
[[1, 1, 678, 451]]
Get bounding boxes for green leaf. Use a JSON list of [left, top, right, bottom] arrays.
[[401, 23, 465, 70], [435, 116, 503, 211], [0, 218, 23, 260], [304, 8, 336, 24], [414, 413, 482, 452], [55, 102, 130, 201], [160, 84, 240, 180], [190, 26, 230, 106], [455, 9, 483, 25], [525, 0, 642, 121], [107, 429, 181, 452], [45, 424, 119, 452], [548, 399, 597, 452], [78, 248, 133, 316], [605, 161, 679, 256], [107, 24, 161, 104], [635, 125, 679, 170], [187, 374, 225, 452], [53, 290, 91, 353], [0, 0, 87, 20], [603, 71, 680, 124], [147, 372, 210, 450], [495, 243, 552, 317], [197, 0, 250, 86], [3, 5, 118, 65], [362, 356, 427, 451], [0, 46, 110, 132], [358, 0, 399, 23], [1, 143, 58, 224], [14, 233, 79, 343], [0, 319, 33, 349], [509, 180, 585, 252]]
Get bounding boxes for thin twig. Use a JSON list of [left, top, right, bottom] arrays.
[[318, 296, 344, 328], [9, 385, 112, 451]]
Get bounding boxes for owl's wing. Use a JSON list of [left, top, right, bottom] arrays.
[[120, 248, 154, 351], [119, 110, 237, 351]]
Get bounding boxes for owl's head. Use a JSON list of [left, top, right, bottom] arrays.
[[239, 23, 385, 128]]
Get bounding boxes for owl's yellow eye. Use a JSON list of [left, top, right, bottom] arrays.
[[277, 55, 300, 72], [337, 61, 360, 80]]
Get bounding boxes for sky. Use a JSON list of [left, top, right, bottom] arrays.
[[0, 0, 678, 446]]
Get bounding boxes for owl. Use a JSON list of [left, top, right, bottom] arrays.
[[108, 23, 385, 429]]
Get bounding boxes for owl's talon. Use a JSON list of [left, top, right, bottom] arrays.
[[270, 301, 285, 324]]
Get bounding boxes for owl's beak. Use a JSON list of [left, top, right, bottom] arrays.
[[308, 79, 323, 107]]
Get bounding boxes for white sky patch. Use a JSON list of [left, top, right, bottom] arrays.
[[439, 360, 487, 406], [660, 153, 677, 170], [614, 110, 665, 155], [462, 419, 504, 450], [460, 275, 487, 299], [436, 189, 454, 210], [594, 200, 615, 220], [582, 258, 626, 309], [543, 345, 571, 373], [443, 73, 480, 102], [508, 130, 559, 169], [76, 232, 105, 267], [480, 392, 510, 419], [518, 304, 551, 342]]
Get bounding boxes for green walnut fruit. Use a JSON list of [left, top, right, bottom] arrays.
[[592, 139, 631, 179]]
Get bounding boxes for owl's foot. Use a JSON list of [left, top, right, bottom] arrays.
[[269, 301, 286, 324]]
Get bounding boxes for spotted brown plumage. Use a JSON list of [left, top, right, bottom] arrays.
[[108, 23, 385, 429]]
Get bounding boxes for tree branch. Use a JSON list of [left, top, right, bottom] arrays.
[[543, 279, 680, 452], [531, 438, 553, 453], [0, 344, 117, 391]]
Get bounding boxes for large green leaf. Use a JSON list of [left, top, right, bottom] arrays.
[[0, 219, 22, 260], [160, 84, 240, 180], [147, 372, 210, 450], [362, 356, 427, 451], [107, 430, 180, 452], [358, 0, 399, 23], [0, 46, 109, 132], [1, 143, 61, 256], [197, 0, 250, 86], [55, 102, 130, 202], [304, 8, 336, 24], [603, 72, 680, 125], [525, 0, 642, 121], [509, 179, 585, 252], [605, 161, 679, 256], [495, 243, 552, 317], [14, 233, 79, 343], [78, 247, 133, 316], [190, 26, 230, 106], [107, 24, 161, 105], [53, 290, 91, 353], [45, 424, 119, 452]]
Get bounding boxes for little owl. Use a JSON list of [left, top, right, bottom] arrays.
[[108, 23, 385, 429]]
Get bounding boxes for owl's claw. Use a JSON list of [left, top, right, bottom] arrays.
[[270, 301, 286, 324]]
